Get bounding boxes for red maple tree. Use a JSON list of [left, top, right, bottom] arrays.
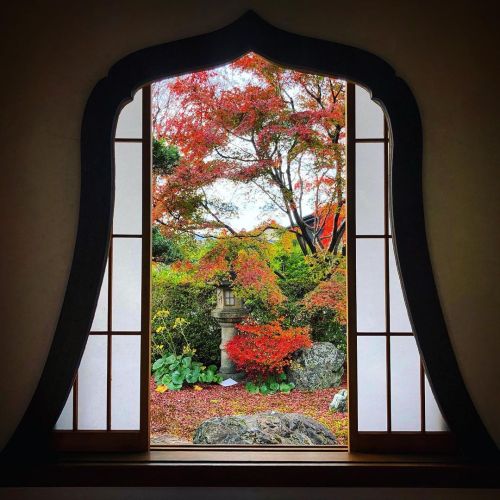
[[153, 53, 346, 256]]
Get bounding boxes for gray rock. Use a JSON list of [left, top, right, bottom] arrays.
[[329, 389, 348, 413], [285, 342, 345, 391], [193, 411, 336, 445]]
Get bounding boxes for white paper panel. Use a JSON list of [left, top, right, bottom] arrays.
[[90, 261, 108, 332], [356, 238, 386, 332], [355, 85, 384, 139], [355, 143, 385, 235], [357, 336, 387, 431], [115, 89, 142, 139], [425, 375, 448, 431], [112, 238, 142, 331], [113, 142, 142, 235], [78, 335, 107, 430], [55, 388, 73, 430], [111, 335, 141, 430], [388, 243, 413, 332], [390, 337, 421, 431]]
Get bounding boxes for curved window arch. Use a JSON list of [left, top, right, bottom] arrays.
[[5, 11, 496, 457]]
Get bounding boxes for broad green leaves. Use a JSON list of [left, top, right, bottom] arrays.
[[153, 352, 223, 391], [244, 373, 295, 395]]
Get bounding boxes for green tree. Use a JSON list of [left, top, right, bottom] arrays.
[[153, 138, 180, 175], [152, 226, 182, 264]]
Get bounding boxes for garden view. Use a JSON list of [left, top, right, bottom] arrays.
[[149, 53, 348, 445]]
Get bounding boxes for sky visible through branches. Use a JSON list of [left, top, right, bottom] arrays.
[[152, 53, 346, 248]]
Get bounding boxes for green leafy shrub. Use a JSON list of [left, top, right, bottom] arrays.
[[245, 373, 295, 395], [152, 266, 220, 366], [151, 232, 347, 369], [275, 251, 318, 301], [153, 347, 222, 391], [301, 263, 347, 353], [307, 309, 346, 353]]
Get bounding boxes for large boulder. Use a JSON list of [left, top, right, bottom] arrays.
[[329, 389, 348, 413], [285, 342, 345, 391], [193, 411, 336, 445]]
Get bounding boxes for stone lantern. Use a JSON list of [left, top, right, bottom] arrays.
[[211, 278, 247, 380]]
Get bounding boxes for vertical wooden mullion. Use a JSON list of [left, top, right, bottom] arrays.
[[420, 363, 426, 432], [72, 375, 78, 431], [384, 119, 391, 433], [346, 82, 358, 451], [107, 237, 113, 431], [140, 85, 152, 449]]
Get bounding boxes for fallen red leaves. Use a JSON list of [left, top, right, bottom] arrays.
[[150, 377, 348, 445]]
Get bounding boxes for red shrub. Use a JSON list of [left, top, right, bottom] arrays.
[[226, 321, 312, 380]]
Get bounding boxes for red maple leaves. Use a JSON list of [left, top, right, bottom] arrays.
[[226, 321, 312, 380], [152, 52, 346, 256]]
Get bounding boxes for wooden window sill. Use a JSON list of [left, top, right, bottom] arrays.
[[2, 447, 499, 488]]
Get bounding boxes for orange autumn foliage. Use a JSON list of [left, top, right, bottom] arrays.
[[302, 277, 347, 325]]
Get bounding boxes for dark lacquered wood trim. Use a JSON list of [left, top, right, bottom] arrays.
[[4, 10, 497, 460], [2, 452, 499, 488], [354, 432, 456, 454], [52, 431, 146, 453]]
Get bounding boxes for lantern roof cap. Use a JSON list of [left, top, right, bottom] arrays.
[[216, 270, 237, 288]]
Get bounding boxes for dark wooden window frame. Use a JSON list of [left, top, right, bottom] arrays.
[[2, 10, 498, 486]]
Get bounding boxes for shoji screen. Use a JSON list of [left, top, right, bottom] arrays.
[[54, 87, 151, 451], [347, 83, 451, 453]]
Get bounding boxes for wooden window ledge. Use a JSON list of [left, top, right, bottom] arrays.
[[2, 448, 499, 488]]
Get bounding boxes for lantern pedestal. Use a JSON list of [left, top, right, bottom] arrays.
[[211, 283, 247, 381], [216, 321, 245, 381]]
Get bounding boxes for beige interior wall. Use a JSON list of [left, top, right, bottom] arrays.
[[0, 0, 499, 452]]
